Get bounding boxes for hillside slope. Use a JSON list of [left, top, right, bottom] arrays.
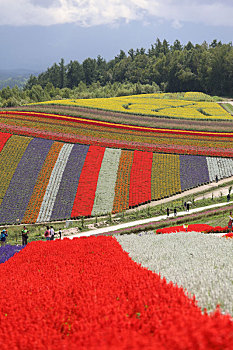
[[0, 93, 233, 224]]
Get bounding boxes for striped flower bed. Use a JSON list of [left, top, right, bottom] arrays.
[[151, 153, 181, 200], [1, 110, 233, 157], [71, 146, 105, 217], [112, 150, 134, 213], [129, 151, 153, 207], [36, 144, 74, 222], [50, 144, 89, 221], [0, 135, 32, 207], [0, 131, 232, 224], [0, 138, 52, 224], [179, 155, 209, 191], [0, 237, 232, 349], [23, 142, 64, 223], [91, 148, 121, 216]]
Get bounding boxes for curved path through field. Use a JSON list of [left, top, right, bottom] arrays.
[[61, 175, 233, 239], [63, 199, 232, 239]]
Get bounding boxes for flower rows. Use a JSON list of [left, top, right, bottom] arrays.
[[0, 135, 32, 207], [207, 157, 233, 181], [179, 155, 210, 191], [36, 144, 74, 222], [1, 111, 233, 157], [71, 146, 105, 217], [50, 144, 89, 221], [129, 151, 153, 207], [151, 153, 181, 200], [91, 148, 121, 216], [0, 237, 233, 349], [34, 94, 232, 120], [0, 138, 52, 224], [112, 150, 134, 213], [0, 131, 233, 223], [23, 142, 64, 223]]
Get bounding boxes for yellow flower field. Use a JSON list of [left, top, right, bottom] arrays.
[[35, 92, 231, 120]]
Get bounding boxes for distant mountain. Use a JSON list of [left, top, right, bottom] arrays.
[[0, 69, 40, 89]]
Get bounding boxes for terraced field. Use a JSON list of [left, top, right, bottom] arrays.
[[0, 92, 233, 224]]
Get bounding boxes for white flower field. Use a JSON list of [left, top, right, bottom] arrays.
[[116, 232, 233, 316]]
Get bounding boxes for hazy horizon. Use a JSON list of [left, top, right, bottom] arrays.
[[0, 1, 232, 72]]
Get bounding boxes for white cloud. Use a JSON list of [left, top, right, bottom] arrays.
[[0, 0, 232, 27]]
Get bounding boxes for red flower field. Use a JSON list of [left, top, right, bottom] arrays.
[[0, 237, 232, 349]]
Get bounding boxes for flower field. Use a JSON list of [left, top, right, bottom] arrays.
[[0, 94, 233, 222], [0, 244, 23, 264], [0, 236, 233, 349], [116, 232, 233, 317], [156, 224, 228, 234], [1, 110, 233, 157], [33, 93, 232, 120], [0, 130, 232, 223]]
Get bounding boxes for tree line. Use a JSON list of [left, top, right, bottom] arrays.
[[0, 38, 233, 107]]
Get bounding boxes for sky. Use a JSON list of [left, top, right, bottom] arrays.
[[0, 0, 233, 72]]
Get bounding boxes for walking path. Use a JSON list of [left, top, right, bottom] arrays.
[[63, 200, 233, 239], [125, 175, 233, 213]]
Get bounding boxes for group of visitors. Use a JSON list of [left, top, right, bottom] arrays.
[[44, 226, 62, 241], [0, 225, 62, 246], [166, 207, 177, 217]]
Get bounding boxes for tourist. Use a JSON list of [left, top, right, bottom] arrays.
[[174, 207, 177, 216], [166, 207, 169, 217], [58, 228, 62, 239], [21, 226, 29, 245], [50, 226, 55, 241], [228, 211, 233, 232], [0, 228, 8, 246], [187, 203, 190, 212], [44, 226, 51, 241]]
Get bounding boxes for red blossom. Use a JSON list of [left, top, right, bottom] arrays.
[[0, 237, 232, 349]]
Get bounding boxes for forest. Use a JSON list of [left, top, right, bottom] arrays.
[[0, 38, 233, 107]]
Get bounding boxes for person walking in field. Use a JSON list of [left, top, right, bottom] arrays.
[[0, 229, 8, 246], [21, 226, 29, 245], [44, 226, 51, 241], [167, 207, 169, 217]]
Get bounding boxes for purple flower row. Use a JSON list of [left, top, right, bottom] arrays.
[[0, 138, 53, 224], [179, 155, 209, 191], [0, 244, 24, 264]]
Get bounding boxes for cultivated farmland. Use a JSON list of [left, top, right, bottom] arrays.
[[0, 92, 233, 224]]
